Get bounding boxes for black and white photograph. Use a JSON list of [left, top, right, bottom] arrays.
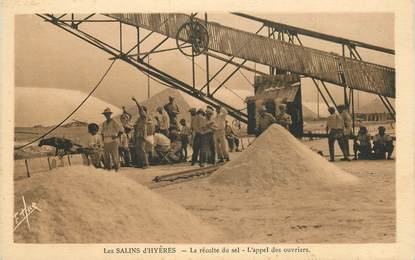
[[1, 2, 414, 259]]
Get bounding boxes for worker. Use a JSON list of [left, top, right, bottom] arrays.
[[101, 107, 124, 171], [338, 104, 352, 156], [179, 118, 191, 162], [326, 106, 349, 162], [214, 106, 230, 162], [168, 129, 182, 162], [132, 97, 149, 169], [202, 106, 217, 165], [353, 126, 372, 160], [156, 106, 170, 137], [164, 96, 180, 129], [255, 105, 276, 136], [144, 112, 156, 162], [87, 123, 103, 168], [191, 108, 204, 166], [225, 120, 240, 152], [153, 130, 171, 163], [373, 126, 394, 160], [189, 108, 197, 147], [120, 106, 132, 127], [275, 104, 292, 130], [119, 124, 132, 167]]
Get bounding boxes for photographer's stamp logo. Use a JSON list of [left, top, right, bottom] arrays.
[[14, 195, 41, 231]]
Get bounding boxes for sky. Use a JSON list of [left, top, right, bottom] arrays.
[[15, 13, 394, 111]]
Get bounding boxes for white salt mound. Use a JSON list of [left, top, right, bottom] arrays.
[[14, 165, 219, 243], [210, 124, 358, 189]]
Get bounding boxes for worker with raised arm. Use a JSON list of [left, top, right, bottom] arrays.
[[132, 97, 149, 168]]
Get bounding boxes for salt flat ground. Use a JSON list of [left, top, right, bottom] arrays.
[[117, 140, 395, 243], [13, 137, 395, 243]]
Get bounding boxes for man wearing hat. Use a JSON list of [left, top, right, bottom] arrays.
[[275, 104, 292, 130], [188, 107, 197, 146], [214, 105, 230, 162], [190, 108, 204, 165], [255, 105, 277, 136], [120, 106, 132, 127], [101, 107, 124, 171], [201, 106, 217, 165], [164, 96, 180, 128], [353, 126, 372, 160], [373, 126, 394, 160], [326, 106, 349, 162], [119, 123, 133, 167], [132, 97, 149, 168]]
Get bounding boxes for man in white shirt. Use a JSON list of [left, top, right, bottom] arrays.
[[154, 132, 171, 153], [101, 108, 124, 171], [214, 106, 229, 162], [326, 107, 349, 162]]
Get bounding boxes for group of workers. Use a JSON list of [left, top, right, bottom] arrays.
[[326, 104, 394, 162], [85, 95, 393, 170], [255, 103, 292, 136], [86, 96, 242, 171]]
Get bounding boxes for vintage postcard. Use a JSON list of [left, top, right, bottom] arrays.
[[1, 0, 414, 259]]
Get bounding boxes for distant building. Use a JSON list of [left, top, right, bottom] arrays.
[[355, 112, 393, 122]]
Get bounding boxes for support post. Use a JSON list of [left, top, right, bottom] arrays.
[[119, 21, 122, 53], [147, 55, 150, 98], [192, 48, 196, 88], [47, 157, 52, 170], [205, 13, 210, 95], [25, 159, 30, 178], [351, 89, 355, 135], [136, 27, 140, 61]]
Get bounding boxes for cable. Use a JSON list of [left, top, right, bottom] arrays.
[[238, 70, 253, 86], [15, 59, 117, 150]]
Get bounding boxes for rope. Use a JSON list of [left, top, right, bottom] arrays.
[[238, 70, 253, 87], [15, 59, 117, 150]]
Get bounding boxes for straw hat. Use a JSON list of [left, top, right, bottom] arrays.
[[102, 108, 113, 114]]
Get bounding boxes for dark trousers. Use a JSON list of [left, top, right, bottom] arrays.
[[180, 143, 188, 161], [208, 132, 216, 163], [227, 137, 240, 151], [353, 143, 372, 159], [373, 142, 394, 159], [191, 133, 202, 164], [328, 129, 347, 161], [119, 147, 131, 166], [200, 132, 216, 164], [136, 138, 149, 167]]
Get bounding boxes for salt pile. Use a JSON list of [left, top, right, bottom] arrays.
[[14, 165, 219, 243], [210, 124, 358, 189]]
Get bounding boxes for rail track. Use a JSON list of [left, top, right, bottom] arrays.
[[149, 163, 224, 189]]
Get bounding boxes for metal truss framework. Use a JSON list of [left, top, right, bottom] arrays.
[[36, 13, 395, 128], [245, 13, 396, 128]]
